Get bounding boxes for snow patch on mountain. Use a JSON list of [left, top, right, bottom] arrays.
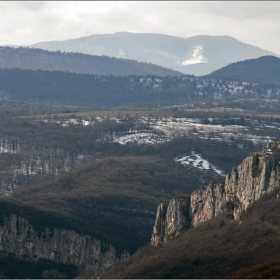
[[179, 46, 208, 65], [118, 49, 125, 57], [175, 151, 225, 176]]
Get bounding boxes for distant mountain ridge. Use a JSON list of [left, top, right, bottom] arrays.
[[27, 32, 278, 76], [0, 46, 182, 76], [205, 55, 280, 84]]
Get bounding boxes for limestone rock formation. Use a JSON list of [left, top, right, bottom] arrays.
[[0, 213, 129, 274], [151, 203, 168, 246], [151, 196, 191, 246], [152, 142, 280, 245]]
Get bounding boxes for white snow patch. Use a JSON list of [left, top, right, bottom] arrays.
[[180, 46, 208, 65], [113, 132, 169, 145], [118, 49, 125, 57], [175, 151, 225, 176]]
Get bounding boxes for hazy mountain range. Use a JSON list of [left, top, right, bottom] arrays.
[[27, 32, 278, 76]]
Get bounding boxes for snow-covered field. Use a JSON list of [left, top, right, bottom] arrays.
[[113, 132, 169, 145], [45, 116, 278, 146], [40, 116, 278, 178], [112, 117, 276, 146]]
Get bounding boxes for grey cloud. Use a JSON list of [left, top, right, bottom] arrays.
[[16, 1, 47, 11], [0, 1, 279, 55]]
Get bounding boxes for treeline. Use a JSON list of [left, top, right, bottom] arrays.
[[166, 96, 280, 114], [0, 100, 78, 118], [1, 68, 280, 109]]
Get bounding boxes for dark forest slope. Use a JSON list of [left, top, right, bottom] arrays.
[[0, 155, 199, 278], [0, 68, 195, 108], [229, 259, 280, 279], [0, 46, 182, 76], [5, 155, 198, 253], [102, 188, 280, 279], [1, 68, 280, 109], [206, 56, 280, 84]]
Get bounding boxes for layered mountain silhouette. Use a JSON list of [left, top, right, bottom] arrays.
[[206, 55, 280, 84], [0, 46, 182, 76], [27, 32, 278, 76]]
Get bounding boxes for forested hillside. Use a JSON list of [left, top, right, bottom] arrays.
[[0, 68, 280, 110], [1, 110, 261, 196], [0, 46, 182, 76], [4, 155, 198, 250], [0, 104, 279, 277], [206, 56, 280, 84]]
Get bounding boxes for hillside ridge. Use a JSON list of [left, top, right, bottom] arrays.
[[0, 46, 182, 76], [0, 68, 280, 110], [205, 55, 280, 84]]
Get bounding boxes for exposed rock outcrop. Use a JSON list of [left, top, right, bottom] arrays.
[[151, 203, 168, 245], [0, 213, 129, 274], [152, 142, 280, 245], [151, 196, 191, 245]]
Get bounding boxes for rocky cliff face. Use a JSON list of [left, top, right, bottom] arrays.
[[0, 213, 129, 274], [152, 142, 280, 245], [151, 196, 191, 245]]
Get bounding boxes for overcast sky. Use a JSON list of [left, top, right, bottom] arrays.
[[0, 1, 279, 55]]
